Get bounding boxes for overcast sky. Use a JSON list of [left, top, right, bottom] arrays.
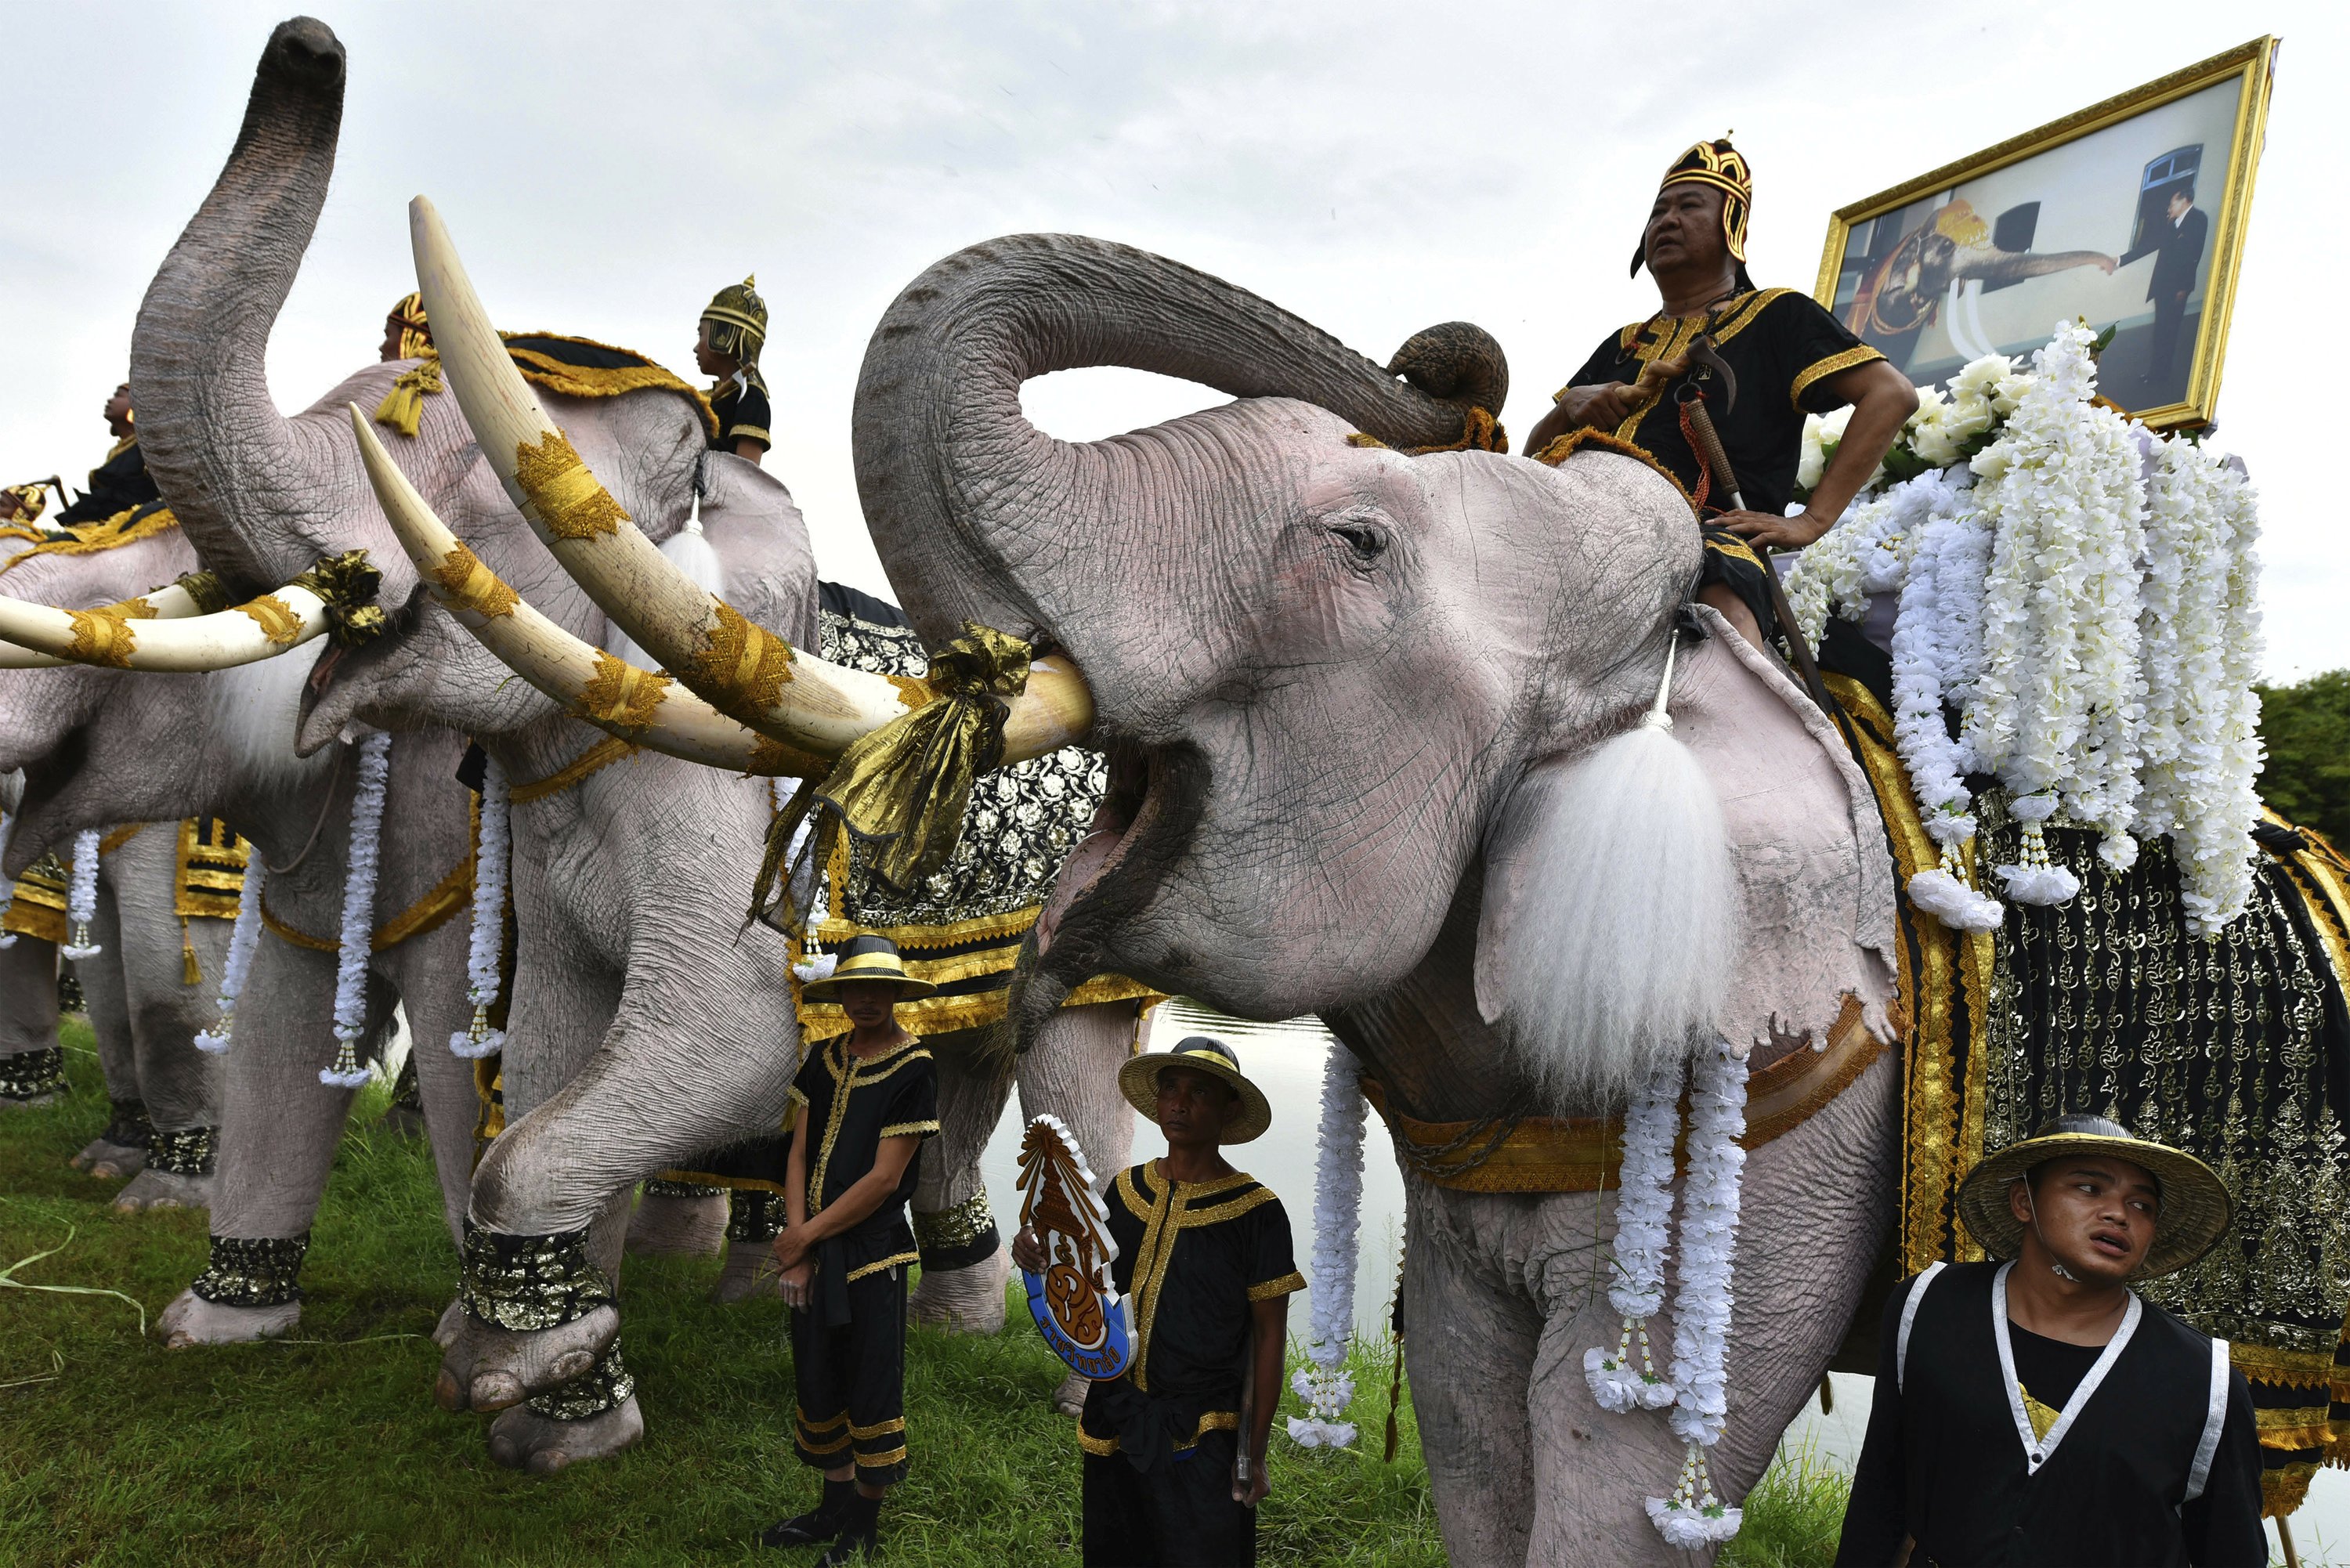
[[3, 1, 2339, 677]]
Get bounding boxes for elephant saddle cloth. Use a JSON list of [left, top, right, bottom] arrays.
[[1076, 1162, 1303, 1470], [1821, 627, 2350, 1518], [787, 1034, 939, 1325], [2, 818, 249, 945], [792, 580, 1158, 1042]]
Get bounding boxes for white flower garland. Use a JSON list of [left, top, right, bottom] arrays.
[[194, 861, 266, 1053], [61, 828, 104, 959], [2135, 442, 2265, 934], [780, 778, 840, 984], [1289, 1043, 1365, 1450], [0, 812, 16, 949], [1647, 1038, 1751, 1548], [449, 754, 510, 1058], [1584, 1055, 1682, 1412], [1964, 323, 2147, 893], [320, 732, 392, 1088]]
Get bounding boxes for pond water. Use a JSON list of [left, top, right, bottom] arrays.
[[983, 1003, 2350, 1559]]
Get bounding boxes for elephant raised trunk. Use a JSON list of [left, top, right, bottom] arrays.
[[130, 16, 347, 597], [848, 233, 1506, 644]]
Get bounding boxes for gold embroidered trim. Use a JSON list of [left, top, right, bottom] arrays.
[[808, 1038, 929, 1216], [878, 1120, 939, 1140], [174, 818, 250, 921], [849, 1416, 906, 1440], [798, 1406, 848, 1432], [501, 337, 719, 442], [509, 735, 640, 804], [1248, 1270, 1306, 1302], [64, 602, 154, 667], [237, 594, 305, 645], [1077, 1407, 1236, 1458], [681, 598, 795, 728], [1789, 345, 1885, 410], [96, 823, 146, 856], [854, 1444, 909, 1469], [0, 504, 179, 578], [576, 652, 669, 731], [1531, 428, 1698, 515], [515, 428, 629, 540], [258, 851, 474, 954], [430, 542, 519, 620], [845, 1253, 917, 1284]]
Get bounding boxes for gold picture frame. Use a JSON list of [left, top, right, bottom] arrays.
[[1813, 38, 2278, 431]]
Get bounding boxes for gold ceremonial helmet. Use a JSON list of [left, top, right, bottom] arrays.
[[1632, 136, 1752, 277], [700, 274, 768, 368], [388, 291, 432, 359]]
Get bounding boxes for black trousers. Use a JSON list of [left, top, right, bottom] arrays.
[[2147, 290, 2189, 384], [790, 1264, 909, 1486], [1082, 1429, 1255, 1568]]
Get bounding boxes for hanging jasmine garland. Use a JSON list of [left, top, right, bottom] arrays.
[[321, 732, 392, 1088], [194, 861, 266, 1053], [450, 754, 509, 1059], [1289, 1043, 1366, 1449], [61, 828, 103, 959], [1584, 1054, 1682, 1413], [1647, 1037, 1751, 1547]]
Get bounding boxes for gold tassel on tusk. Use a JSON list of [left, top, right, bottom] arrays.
[[182, 916, 201, 987]]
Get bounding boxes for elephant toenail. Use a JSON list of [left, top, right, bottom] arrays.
[[549, 1349, 594, 1382], [472, 1371, 525, 1410], [433, 1370, 467, 1410]]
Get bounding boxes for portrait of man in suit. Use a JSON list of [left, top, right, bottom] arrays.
[[2118, 182, 2209, 396]]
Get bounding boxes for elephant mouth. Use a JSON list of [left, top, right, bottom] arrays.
[[1033, 739, 1205, 965]]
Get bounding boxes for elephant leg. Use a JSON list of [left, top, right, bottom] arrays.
[[0, 934, 67, 1111], [67, 939, 139, 1165], [1014, 999, 1141, 1413], [157, 938, 348, 1346], [54, 935, 149, 1172], [483, 1187, 645, 1475], [109, 848, 229, 1213], [405, 999, 486, 1247], [906, 1031, 1014, 1335], [1403, 1183, 1542, 1568], [626, 1181, 730, 1257]]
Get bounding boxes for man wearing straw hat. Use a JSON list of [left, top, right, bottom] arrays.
[[764, 934, 941, 1563], [1014, 1035, 1304, 1567], [1835, 1113, 2263, 1566]]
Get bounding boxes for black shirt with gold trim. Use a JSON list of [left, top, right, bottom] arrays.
[[787, 1035, 939, 1285], [55, 436, 159, 526], [1078, 1161, 1304, 1468], [1567, 287, 1881, 522], [710, 370, 772, 454]]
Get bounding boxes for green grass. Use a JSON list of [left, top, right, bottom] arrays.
[[1, 1021, 1841, 1565], [1719, 1443, 1849, 1568]]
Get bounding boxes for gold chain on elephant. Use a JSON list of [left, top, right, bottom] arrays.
[[190, 1233, 310, 1309], [1385, 1108, 1530, 1182]]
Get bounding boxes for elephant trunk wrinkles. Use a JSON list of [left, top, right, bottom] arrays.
[[851, 233, 1497, 644], [129, 16, 346, 597]]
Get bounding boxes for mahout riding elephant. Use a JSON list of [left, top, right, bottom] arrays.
[[393, 219, 1899, 1559], [120, 17, 1141, 1469], [0, 519, 479, 1324]]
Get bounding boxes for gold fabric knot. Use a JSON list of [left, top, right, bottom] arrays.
[[172, 570, 233, 616], [754, 623, 1033, 919], [293, 550, 389, 648], [1401, 406, 1508, 456], [372, 354, 446, 439]]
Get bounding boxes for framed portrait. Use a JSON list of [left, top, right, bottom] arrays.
[[1813, 38, 2278, 430]]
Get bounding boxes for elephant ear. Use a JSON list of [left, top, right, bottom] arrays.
[[1477, 606, 1896, 1077]]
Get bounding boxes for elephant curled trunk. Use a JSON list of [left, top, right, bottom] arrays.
[[848, 233, 1509, 645], [130, 16, 349, 597]]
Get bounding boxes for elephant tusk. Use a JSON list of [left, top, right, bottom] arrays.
[[0, 579, 214, 669], [348, 406, 830, 777], [407, 195, 1093, 764], [0, 580, 332, 672]]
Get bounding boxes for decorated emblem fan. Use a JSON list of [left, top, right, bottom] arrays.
[[1016, 1115, 1133, 1379]]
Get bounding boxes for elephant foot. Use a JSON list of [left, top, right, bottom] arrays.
[[157, 1288, 300, 1347], [1051, 1371, 1091, 1419], [111, 1168, 213, 1212], [432, 1298, 465, 1349], [908, 1248, 1008, 1334], [624, 1188, 728, 1258], [72, 1137, 147, 1178], [485, 1393, 644, 1475], [711, 1242, 782, 1304], [434, 1304, 620, 1413]]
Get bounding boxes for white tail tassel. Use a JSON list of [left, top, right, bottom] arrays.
[[449, 755, 509, 1059], [194, 862, 266, 1053], [61, 829, 103, 959], [320, 733, 392, 1088]]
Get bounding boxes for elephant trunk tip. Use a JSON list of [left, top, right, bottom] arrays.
[[261, 17, 346, 92], [1386, 321, 1510, 414]]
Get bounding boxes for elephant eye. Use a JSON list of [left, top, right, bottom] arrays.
[[1328, 520, 1388, 567]]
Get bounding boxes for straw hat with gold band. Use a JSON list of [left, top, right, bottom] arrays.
[[798, 932, 937, 1003], [1956, 1112, 2235, 1280], [1118, 1035, 1273, 1146]]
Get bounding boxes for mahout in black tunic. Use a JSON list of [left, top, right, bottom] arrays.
[[1835, 1259, 2264, 1566], [709, 370, 772, 455], [54, 435, 158, 526], [1564, 287, 1882, 635], [785, 1032, 939, 1486], [1078, 1160, 1304, 1567]]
